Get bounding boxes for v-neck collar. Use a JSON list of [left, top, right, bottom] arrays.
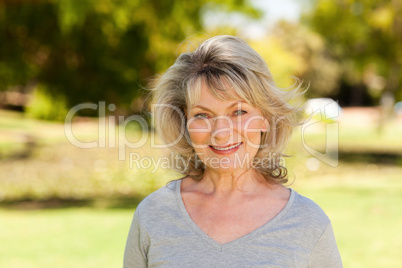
[[174, 179, 295, 251]]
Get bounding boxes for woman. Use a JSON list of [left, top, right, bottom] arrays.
[[124, 35, 342, 267]]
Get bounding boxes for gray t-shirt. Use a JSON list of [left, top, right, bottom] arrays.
[[124, 180, 342, 267]]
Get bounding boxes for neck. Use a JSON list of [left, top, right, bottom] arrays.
[[199, 168, 268, 196]]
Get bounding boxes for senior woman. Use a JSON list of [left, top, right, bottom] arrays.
[[124, 35, 342, 267]]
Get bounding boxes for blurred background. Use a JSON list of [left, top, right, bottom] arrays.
[[0, 0, 401, 267]]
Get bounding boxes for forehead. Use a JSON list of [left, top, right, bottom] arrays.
[[187, 77, 249, 108]]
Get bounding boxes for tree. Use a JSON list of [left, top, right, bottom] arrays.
[[303, 0, 402, 105], [0, 0, 259, 117], [258, 21, 342, 99]]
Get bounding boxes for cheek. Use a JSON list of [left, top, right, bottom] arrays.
[[187, 120, 211, 145], [241, 118, 264, 146]]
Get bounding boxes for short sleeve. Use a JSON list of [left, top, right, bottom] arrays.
[[308, 222, 343, 268], [123, 209, 147, 268]]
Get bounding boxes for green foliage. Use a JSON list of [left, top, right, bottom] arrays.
[[252, 22, 342, 98], [303, 0, 402, 102], [25, 85, 68, 121], [0, 0, 258, 116], [250, 36, 305, 88]]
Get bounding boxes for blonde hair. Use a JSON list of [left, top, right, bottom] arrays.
[[152, 35, 305, 184]]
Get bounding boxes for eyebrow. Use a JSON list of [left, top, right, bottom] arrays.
[[192, 101, 247, 112]]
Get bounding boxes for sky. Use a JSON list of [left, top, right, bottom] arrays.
[[203, 0, 304, 39], [252, 0, 303, 22], [244, 0, 304, 38]]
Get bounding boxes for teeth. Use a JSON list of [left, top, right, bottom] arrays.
[[211, 142, 242, 151]]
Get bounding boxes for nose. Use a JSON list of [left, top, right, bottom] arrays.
[[211, 116, 233, 144]]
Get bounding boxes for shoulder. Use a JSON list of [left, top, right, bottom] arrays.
[[135, 180, 179, 220], [292, 190, 329, 221], [136, 180, 178, 211], [288, 189, 331, 230]]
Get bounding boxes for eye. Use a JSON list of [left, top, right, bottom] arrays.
[[233, 110, 247, 116], [194, 113, 208, 119]]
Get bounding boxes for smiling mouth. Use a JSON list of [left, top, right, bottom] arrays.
[[209, 142, 243, 151]]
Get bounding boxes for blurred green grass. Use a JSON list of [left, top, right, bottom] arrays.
[[291, 167, 402, 268], [1, 109, 402, 267], [0, 208, 132, 268]]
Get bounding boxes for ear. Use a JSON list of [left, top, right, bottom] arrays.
[[261, 118, 269, 133]]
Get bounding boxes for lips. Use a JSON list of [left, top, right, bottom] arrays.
[[209, 142, 243, 155], [210, 142, 242, 151]]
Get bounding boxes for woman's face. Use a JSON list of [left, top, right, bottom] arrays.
[[186, 80, 268, 173]]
